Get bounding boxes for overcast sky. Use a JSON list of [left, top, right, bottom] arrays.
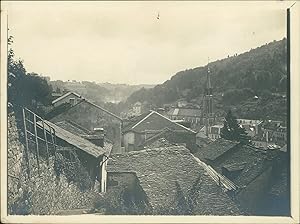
[[5, 1, 288, 85]]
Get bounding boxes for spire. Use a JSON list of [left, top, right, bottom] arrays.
[[205, 57, 212, 96]]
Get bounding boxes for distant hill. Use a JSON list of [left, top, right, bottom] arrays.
[[49, 80, 155, 104], [126, 38, 287, 121]]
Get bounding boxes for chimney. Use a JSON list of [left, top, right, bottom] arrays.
[[92, 127, 105, 147]]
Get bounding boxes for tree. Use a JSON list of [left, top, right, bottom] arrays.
[[220, 110, 249, 143], [8, 36, 53, 112]]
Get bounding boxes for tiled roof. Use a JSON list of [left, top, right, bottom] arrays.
[[38, 120, 109, 158], [194, 138, 240, 161], [107, 146, 241, 215], [122, 111, 196, 134], [167, 108, 202, 117]]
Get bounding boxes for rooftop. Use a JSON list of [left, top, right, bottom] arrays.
[[39, 120, 110, 158], [212, 145, 280, 188], [107, 146, 240, 215], [167, 108, 202, 117], [50, 93, 122, 122], [194, 138, 240, 161], [54, 120, 91, 136], [122, 111, 196, 134], [52, 91, 81, 105]]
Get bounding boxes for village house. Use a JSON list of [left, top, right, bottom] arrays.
[[167, 107, 203, 131], [39, 120, 112, 192], [193, 138, 284, 214], [106, 146, 241, 215], [52, 91, 82, 107], [122, 110, 197, 152], [138, 128, 188, 150], [252, 135, 281, 150], [132, 101, 142, 116], [261, 120, 287, 146], [47, 92, 123, 154], [208, 124, 223, 140], [237, 118, 263, 137]]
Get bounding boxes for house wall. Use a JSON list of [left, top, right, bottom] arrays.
[[123, 132, 135, 151], [53, 93, 81, 107], [51, 100, 122, 153], [106, 172, 151, 214], [125, 130, 197, 153]]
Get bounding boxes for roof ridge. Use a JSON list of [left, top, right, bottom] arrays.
[[82, 99, 122, 121], [39, 120, 107, 158], [131, 111, 155, 130], [127, 145, 187, 155], [52, 91, 81, 104], [191, 154, 238, 191], [139, 127, 173, 147], [152, 111, 197, 133]]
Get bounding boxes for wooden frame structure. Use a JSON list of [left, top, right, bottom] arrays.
[[22, 107, 57, 177]]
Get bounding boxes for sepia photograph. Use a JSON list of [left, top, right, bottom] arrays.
[[1, 1, 299, 223]]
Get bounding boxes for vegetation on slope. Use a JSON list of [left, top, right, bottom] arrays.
[[126, 39, 287, 121]]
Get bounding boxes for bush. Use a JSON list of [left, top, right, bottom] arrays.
[[54, 152, 92, 191]]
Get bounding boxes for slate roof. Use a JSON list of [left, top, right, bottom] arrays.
[[142, 138, 177, 149], [122, 111, 196, 134], [50, 95, 122, 122], [38, 120, 110, 158], [167, 108, 202, 117], [52, 91, 81, 104], [107, 146, 241, 215], [194, 138, 240, 161], [212, 145, 280, 188], [54, 120, 91, 136]]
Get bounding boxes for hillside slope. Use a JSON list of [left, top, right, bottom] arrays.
[[126, 38, 287, 121]]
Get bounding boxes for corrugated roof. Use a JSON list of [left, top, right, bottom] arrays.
[[107, 146, 241, 215], [194, 138, 240, 161], [38, 120, 109, 158]]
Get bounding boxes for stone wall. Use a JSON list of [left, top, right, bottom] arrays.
[[7, 112, 26, 211], [7, 111, 104, 215]]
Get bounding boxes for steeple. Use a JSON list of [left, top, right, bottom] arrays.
[[206, 58, 212, 96], [203, 58, 214, 136]]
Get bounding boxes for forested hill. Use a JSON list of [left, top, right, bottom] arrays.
[[126, 38, 287, 121]]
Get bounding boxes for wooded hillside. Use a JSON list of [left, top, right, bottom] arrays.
[[126, 38, 287, 121]]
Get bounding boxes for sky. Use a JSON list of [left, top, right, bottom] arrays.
[[5, 1, 288, 85]]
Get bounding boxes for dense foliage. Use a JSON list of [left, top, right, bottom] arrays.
[[50, 80, 154, 105], [126, 39, 287, 121], [54, 152, 92, 191], [8, 36, 53, 114], [220, 110, 249, 143]]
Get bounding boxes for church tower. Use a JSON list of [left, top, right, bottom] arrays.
[[203, 60, 215, 136]]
